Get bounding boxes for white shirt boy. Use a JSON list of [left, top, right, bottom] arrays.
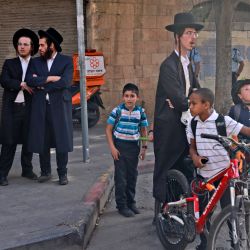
[[186, 110, 243, 178]]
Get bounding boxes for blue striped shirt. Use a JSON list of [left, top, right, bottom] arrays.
[[107, 103, 148, 141]]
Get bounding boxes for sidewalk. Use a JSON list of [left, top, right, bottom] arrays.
[[0, 124, 154, 250]]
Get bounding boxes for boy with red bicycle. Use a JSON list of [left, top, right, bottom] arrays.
[[187, 87, 250, 249]]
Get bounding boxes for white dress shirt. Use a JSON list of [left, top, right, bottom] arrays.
[[46, 52, 57, 100], [15, 56, 30, 103]]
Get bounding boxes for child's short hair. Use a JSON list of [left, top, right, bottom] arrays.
[[122, 83, 139, 96], [192, 88, 214, 106]]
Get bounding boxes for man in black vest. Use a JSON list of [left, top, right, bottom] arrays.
[[0, 28, 39, 185]]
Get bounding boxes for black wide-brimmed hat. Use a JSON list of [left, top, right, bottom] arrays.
[[165, 12, 204, 33], [13, 28, 39, 55], [38, 27, 63, 52]]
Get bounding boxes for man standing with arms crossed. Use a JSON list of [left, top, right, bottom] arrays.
[[0, 28, 39, 186], [27, 27, 73, 185]]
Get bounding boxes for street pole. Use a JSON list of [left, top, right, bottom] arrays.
[[76, 0, 89, 162]]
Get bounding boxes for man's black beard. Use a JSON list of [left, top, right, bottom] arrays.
[[41, 48, 53, 60]]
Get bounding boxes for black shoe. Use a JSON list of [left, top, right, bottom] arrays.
[[59, 175, 68, 185], [21, 172, 38, 180], [128, 204, 140, 214], [0, 176, 8, 186], [38, 174, 52, 183], [118, 208, 135, 217], [196, 243, 206, 250]]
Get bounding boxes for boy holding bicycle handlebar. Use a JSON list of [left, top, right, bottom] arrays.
[[187, 87, 250, 249]]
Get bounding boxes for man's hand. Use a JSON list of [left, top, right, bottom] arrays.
[[192, 154, 205, 169], [139, 148, 146, 160], [21, 82, 33, 95], [46, 76, 61, 83]]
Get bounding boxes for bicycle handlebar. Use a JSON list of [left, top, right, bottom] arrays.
[[200, 133, 250, 154]]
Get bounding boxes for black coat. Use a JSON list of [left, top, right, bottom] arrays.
[[153, 51, 200, 202], [0, 57, 33, 144], [27, 53, 73, 153]]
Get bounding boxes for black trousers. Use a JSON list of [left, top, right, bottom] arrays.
[[114, 140, 140, 209], [0, 104, 33, 177], [39, 102, 68, 177]]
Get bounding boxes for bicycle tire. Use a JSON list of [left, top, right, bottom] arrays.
[[207, 204, 250, 250], [155, 169, 192, 250]]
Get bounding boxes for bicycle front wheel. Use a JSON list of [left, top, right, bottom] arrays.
[[155, 169, 192, 250], [207, 204, 250, 250]]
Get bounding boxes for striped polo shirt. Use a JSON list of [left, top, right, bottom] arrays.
[[186, 110, 243, 178], [107, 103, 148, 141]]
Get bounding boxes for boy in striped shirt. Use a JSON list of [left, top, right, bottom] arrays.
[[106, 83, 148, 217]]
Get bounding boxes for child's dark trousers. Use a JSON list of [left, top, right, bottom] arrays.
[[114, 139, 140, 210]]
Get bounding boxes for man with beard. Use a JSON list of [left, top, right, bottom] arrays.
[[153, 13, 203, 206], [0, 28, 39, 186], [27, 27, 73, 185]]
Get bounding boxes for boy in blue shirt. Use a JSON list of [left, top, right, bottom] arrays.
[[106, 83, 148, 217]]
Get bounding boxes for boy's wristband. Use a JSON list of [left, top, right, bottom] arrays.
[[142, 145, 148, 149]]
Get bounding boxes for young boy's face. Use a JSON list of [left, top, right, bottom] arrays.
[[189, 93, 209, 117], [238, 84, 250, 103], [123, 90, 138, 110]]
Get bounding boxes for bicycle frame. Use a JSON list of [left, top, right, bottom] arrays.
[[163, 158, 242, 235], [195, 159, 239, 233]]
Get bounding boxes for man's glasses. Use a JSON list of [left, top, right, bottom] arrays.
[[17, 42, 31, 47], [183, 31, 199, 38]]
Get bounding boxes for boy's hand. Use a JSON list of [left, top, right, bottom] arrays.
[[139, 148, 146, 160], [192, 155, 205, 169], [111, 146, 120, 161]]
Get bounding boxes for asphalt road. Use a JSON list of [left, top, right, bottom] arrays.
[[86, 170, 200, 250]]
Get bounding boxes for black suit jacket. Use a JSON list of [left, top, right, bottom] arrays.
[[27, 53, 73, 153], [153, 51, 200, 202], [0, 57, 33, 144]]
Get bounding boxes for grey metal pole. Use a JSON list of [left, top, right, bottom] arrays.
[[76, 0, 89, 162]]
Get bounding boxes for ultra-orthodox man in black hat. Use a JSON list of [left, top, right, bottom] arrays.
[[27, 27, 73, 185], [0, 28, 39, 186], [153, 12, 203, 201]]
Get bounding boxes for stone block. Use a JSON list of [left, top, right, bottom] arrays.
[[141, 16, 157, 29], [117, 41, 134, 54], [142, 29, 158, 41], [140, 54, 152, 65], [117, 15, 135, 29], [113, 54, 134, 66], [152, 53, 167, 65], [143, 65, 159, 77], [143, 41, 159, 53], [232, 31, 247, 39]]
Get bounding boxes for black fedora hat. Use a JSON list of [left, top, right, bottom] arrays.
[[38, 27, 63, 52], [165, 12, 204, 33], [13, 28, 39, 55]]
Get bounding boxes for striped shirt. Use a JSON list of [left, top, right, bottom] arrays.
[[107, 103, 148, 141], [186, 110, 243, 178]]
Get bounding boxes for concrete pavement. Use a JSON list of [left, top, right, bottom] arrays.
[[0, 124, 155, 250]]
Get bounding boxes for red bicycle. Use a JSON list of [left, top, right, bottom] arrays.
[[155, 133, 250, 250]]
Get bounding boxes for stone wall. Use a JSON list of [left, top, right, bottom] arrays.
[[87, 0, 193, 121]]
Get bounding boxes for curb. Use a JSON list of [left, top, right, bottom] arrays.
[[7, 166, 114, 250], [7, 161, 154, 250]]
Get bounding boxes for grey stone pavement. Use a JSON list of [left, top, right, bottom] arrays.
[[0, 124, 155, 250]]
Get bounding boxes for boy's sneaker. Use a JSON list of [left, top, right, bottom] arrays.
[[128, 204, 140, 214], [118, 208, 135, 217]]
